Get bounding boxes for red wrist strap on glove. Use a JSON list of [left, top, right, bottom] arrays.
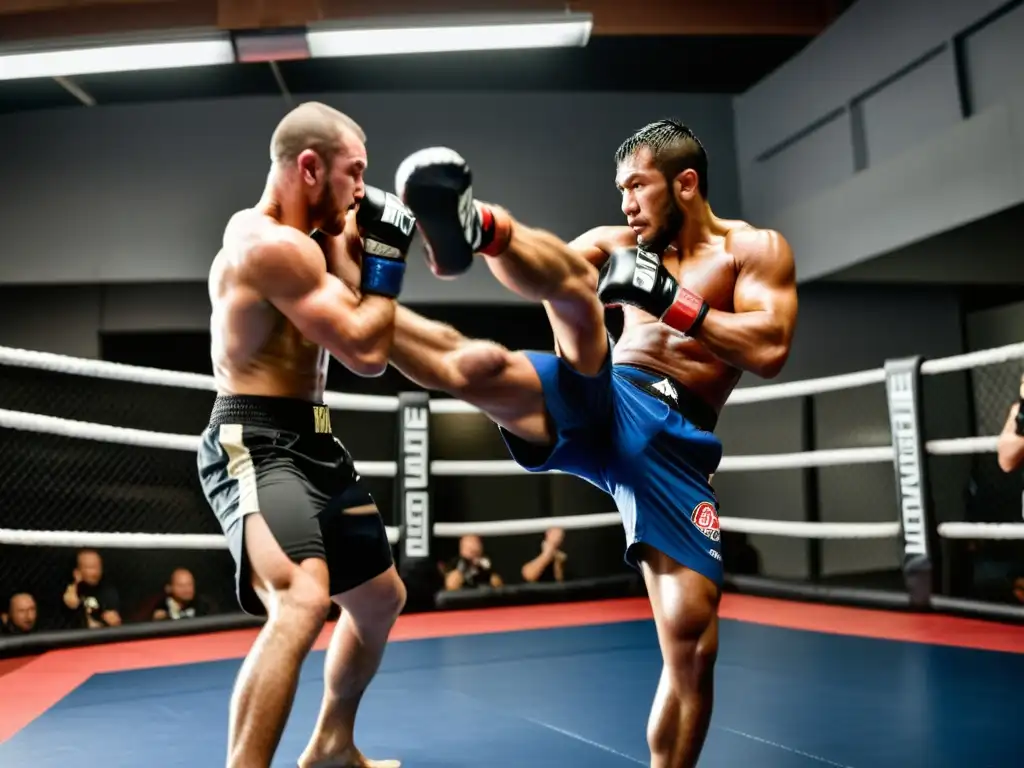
[[477, 203, 513, 257], [661, 287, 709, 334]]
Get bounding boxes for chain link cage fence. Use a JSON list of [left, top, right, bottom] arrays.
[[0, 362, 238, 629]]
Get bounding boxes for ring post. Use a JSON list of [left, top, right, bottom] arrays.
[[884, 356, 936, 608], [395, 391, 435, 610]]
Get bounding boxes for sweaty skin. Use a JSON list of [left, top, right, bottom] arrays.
[[572, 221, 766, 413], [209, 207, 389, 400]]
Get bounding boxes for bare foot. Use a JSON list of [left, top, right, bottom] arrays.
[[299, 745, 400, 768]]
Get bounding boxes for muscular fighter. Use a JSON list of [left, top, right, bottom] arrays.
[[390, 119, 798, 767], [197, 101, 414, 768]]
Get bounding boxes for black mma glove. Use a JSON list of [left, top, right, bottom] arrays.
[[355, 185, 416, 298], [597, 247, 709, 334]]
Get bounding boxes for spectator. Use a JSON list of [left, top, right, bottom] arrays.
[[62, 549, 122, 629], [1, 592, 38, 635], [152, 568, 212, 620], [997, 374, 1024, 474], [521, 527, 568, 584], [445, 535, 503, 590]]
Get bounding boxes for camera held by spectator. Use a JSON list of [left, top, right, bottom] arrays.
[[445, 535, 503, 590], [62, 549, 122, 629]]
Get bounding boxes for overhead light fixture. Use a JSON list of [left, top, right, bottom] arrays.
[[306, 13, 593, 58], [0, 34, 235, 82]]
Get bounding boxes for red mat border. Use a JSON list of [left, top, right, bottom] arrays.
[[2, 594, 1023, 743]]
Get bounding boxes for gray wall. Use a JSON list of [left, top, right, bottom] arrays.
[[734, 0, 1024, 282], [0, 91, 740, 300]]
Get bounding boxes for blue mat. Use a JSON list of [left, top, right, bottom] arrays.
[[3, 618, 1023, 766]]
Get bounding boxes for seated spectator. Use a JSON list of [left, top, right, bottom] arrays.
[[521, 527, 568, 584], [1, 592, 38, 635], [444, 535, 503, 590], [152, 568, 213, 621], [62, 549, 122, 629]]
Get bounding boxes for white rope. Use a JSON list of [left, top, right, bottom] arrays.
[[428, 398, 479, 415], [721, 518, 900, 538], [921, 342, 1024, 375], [926, 436, 998, 455], [719, 446, 893, 471], [936, 522, 1024, 540], [0, 408, 1005, 478], [0, 345, 399, 412], [434, 513, 900, 539], [0, 526, 401, 548], [0, 513, 897, 550], [0, 409, 397, 477], [727, 368, 886, 404]]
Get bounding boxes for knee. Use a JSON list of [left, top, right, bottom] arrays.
[[269, 567, 333, 631], [668, 621, 718, 693], [348, 570, 407, 636], [447, 341, 512, 397], [379, 575, 407, 623]]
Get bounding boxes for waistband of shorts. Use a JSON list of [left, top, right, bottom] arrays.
[[207, 394, 334, 436], [614, 365, 719, 433]]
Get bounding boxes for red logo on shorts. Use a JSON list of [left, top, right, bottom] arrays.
[[691, 502, 720, 542]]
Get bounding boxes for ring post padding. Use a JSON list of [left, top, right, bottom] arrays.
[[395, 391, 435, 609], [884, 356, 935, 608]]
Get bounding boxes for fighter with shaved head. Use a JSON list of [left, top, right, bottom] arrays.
[[198, 101, 413, 768]]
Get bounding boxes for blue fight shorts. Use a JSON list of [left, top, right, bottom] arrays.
[[498, 350, 724, 587]]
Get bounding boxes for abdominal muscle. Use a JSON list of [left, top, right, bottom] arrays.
[[210, 284, 330, 402], [611, 307, 741, 413]]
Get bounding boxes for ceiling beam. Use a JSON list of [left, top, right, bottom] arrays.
[[0, 0, 838, 43]]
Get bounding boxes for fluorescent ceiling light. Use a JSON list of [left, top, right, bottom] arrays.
[[306, 15, 592, 58], [0, 38, 235, 81]]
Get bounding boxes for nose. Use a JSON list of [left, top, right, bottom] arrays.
[[621, 192, 639, 218]]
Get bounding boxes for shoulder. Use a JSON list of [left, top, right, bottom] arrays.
[[229, 215, 324, 297], [570, 225, 636, 253], [725, 223, 794, 275]]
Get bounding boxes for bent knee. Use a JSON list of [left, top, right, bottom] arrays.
[[666, 619, 718, 691], [262, 565, 333, 627], [449, 341, 512, 389]]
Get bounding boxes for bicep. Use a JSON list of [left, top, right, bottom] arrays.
[[274, 273, 358, 347], [247, 238, 359, 349]]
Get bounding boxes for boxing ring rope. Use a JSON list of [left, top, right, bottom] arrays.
[[1, 340, 1024, 629]]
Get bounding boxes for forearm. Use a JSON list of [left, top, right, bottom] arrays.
[[444, 570, 464, 591], [486, 213, 598, 304], [332, 295, 396, 376], [389, 306, 466, 391], [693, 309, 789, 379], [521, 551, 555, 582]]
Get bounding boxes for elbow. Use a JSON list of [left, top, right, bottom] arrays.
[[754, 345, 789, 380], [348, 346, 389, 377], [342, 325, 393, 377]]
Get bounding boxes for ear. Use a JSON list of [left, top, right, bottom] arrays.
[[674, 168, 700, 201], [296, 149, 322, 187]]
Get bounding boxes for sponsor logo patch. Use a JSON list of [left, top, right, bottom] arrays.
[[691, 501, 720, 542]]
